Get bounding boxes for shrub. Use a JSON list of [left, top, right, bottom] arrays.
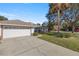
[[47, 32, 58, 35], [47, 32, 74, 38], [55, 33, 64, 38], [32, 32, 39, 36], [39, 32, 46, 34], [63, 33, 72, 38]]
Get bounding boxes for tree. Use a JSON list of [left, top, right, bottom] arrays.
[[75, 21, 79, 27], [61, 20, 68, 31], [70, 4, 79, 33], [46, 3, 70, 32], [46, 13, 55, 32], [62, 4, 79, 33], [0, 16, 8, 21], [47, 3, 79, 33]]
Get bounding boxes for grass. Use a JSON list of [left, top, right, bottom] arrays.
[[39, 32, 79, 52]]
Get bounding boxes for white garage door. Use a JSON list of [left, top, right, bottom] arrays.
[[3, 29, 32, 39], [0, 28, 1, 36]]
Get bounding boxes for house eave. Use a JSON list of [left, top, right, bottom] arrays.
[[0, 23, 35, 28]]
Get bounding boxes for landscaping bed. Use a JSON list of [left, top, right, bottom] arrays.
[[39, 32, 79, 52]]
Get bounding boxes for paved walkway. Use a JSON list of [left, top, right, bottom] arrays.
[[0, 36, 79, 56]]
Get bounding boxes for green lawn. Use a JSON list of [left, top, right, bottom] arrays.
[[39, 33, 79, 52]]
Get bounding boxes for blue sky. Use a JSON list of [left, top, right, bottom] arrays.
[[0, 3, 49, 24]]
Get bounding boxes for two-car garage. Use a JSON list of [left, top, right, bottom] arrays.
[[0, 20, 36, 40], [3, 28, 34, 38]]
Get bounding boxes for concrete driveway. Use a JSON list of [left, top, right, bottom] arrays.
[[0, 36, 79, 56]]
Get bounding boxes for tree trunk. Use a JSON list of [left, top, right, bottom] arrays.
[[72, 24, 75, 33], [57, 10, 60, 33]]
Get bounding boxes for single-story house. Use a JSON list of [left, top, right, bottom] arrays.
[[35, 27, 48, 33], [0, 20, 38, 40]]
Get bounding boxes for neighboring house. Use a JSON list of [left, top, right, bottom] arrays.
[[75, 27, 79, 32], [35, 26, 48, 33], [74, 20, 79, 32], [40, 27, 48, 33], [0, 20, 38, 40]]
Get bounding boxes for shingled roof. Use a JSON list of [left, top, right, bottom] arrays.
[[0, 20, 37, 27]]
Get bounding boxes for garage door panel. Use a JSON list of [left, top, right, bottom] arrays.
[[3, 29, 31, 38]]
